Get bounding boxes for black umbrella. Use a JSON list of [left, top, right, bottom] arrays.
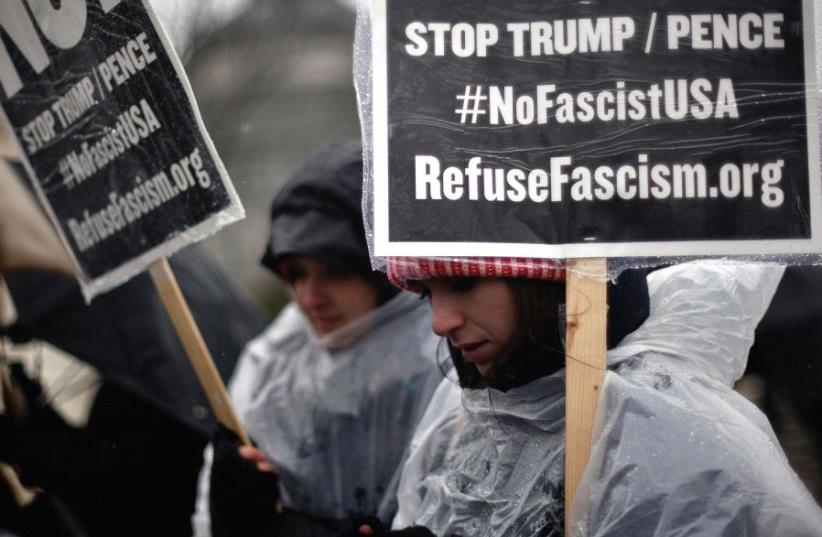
[[2, 244, 267, 435]]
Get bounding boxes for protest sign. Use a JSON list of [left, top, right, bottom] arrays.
[[365, 0, 822, 524], [0, 1, 249, 442], [0, 0, 243, 299], [370, 0, 821, 259]]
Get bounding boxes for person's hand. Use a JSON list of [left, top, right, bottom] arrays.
[[209, 424, 280, 537], [332, 516, 380, 537], [335, 516, 383, 536], [334, 517, 435, 537], [238, 443, 274, 473]]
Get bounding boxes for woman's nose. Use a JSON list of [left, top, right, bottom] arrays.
[[294, 277, 328, 309], [430, 300, 463, 336]]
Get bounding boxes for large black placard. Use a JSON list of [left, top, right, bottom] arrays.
[[0, 0, 243, 297], [371, 0, 821, 258]]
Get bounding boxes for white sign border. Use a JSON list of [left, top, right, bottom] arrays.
[[371, 0, 822, 259], [0, 0, 245, 301]]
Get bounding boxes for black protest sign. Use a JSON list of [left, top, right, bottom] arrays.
[[371, 0, 821, 258], [0, 0, 243, 297]]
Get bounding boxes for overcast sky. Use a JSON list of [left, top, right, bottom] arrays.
[[148, 0, 255, 52], [148, 0, 357, 53]]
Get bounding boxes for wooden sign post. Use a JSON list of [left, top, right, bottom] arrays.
[[564, 258, 607, 525], [152, 261, 280, 511], [149, 258, 251, 444]]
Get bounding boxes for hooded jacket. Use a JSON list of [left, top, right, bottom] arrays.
[[392, 262, 822, 537], [260, 139, 396, 303], [193, 292, 443, 536]]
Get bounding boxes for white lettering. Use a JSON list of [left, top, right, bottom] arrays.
[[25, 0, 86, 49]]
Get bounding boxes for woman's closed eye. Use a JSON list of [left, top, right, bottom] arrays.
[[281, 265, 306, 284]]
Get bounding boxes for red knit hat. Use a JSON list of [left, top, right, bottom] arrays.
[[386, 256, 566, 290]]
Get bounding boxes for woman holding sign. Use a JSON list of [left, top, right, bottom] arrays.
[[335, 259, 822, 536], [192, 141, 443, 537]]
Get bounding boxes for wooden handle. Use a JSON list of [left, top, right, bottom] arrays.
[[564, 257, 607, 526], [149, 258, 251, 445]]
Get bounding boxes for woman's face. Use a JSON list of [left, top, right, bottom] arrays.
[[281, 256, 379, 335], [418, 278, 518, 377]]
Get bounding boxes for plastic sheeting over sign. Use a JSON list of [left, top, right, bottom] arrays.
[[356, 0, 822, 270], [0, 0, 243, 300]]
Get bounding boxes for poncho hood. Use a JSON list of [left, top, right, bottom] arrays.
[[461, 372, 565, 434]]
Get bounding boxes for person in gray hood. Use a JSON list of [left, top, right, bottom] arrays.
[[192, 140, 443, 537]]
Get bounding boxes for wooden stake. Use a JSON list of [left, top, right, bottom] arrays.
[[149, 258, 251, 445], [564, 257, 607, 526]]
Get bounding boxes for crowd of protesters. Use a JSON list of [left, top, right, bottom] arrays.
[[1, 140, 822, 537]]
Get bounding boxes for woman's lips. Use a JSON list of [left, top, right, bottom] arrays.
[[313, 314, 342, 332], [457, 341, 488, 361]]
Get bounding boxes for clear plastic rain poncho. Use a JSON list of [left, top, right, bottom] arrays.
[[193, 291, 444, 536], [393, 261, 822, 537]]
